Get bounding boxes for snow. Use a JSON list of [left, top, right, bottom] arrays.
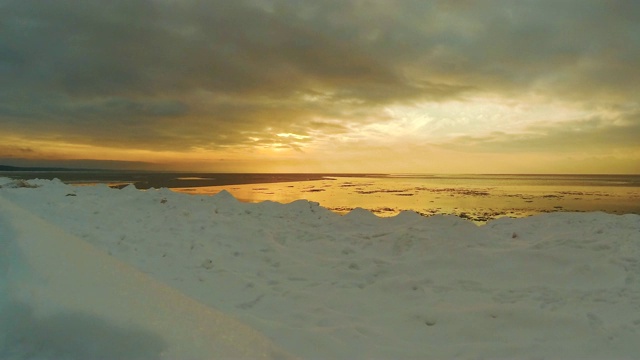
[[1, 177, 640, 359], [0, 180, 293, 360]]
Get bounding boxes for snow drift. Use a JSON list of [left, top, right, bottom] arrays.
[[0, 180, 293, 359], [1, 177, 639, 359]]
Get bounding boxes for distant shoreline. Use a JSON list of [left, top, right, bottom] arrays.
[[0, 170, 383, 189]]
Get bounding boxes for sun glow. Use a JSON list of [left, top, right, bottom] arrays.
[[376, 96, 594, 142], [276, 133, 310, 140]]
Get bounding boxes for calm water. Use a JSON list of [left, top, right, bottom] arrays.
[[0, 171, 339, 188], [2, 172, 639, 222], [173, 174, 640, 222]]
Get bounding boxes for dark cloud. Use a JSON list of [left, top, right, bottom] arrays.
[[0, 156, 159, 170], [0, 0, 638, 154]]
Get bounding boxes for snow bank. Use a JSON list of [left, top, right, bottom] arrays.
[[0, 180, 293, 359], [1, 178, 640, 359]]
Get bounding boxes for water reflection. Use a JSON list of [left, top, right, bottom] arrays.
[[172, 176, 640, 223]]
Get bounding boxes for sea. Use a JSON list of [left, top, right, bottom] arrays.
[[2, 171, 639, 223]]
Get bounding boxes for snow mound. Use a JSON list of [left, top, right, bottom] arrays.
[[1, 177, 640, 359], [0, 191, 294, 360]]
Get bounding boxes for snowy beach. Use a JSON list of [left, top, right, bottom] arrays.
[[2, 177, 640, 359]]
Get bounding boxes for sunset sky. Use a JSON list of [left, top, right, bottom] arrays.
[[1, 0, 639, 173]]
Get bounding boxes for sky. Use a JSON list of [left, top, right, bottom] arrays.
[[1, 0, 639, 173]]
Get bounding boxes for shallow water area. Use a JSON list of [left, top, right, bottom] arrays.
[[173, 174, 640, 223]]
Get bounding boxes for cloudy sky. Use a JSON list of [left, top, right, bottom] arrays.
[[1, 0, 639, 173]]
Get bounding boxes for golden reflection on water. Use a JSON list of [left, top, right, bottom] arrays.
[[171, 176, 640, 223]]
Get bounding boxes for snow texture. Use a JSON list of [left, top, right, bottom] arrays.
[[1, 177, 640, 359]]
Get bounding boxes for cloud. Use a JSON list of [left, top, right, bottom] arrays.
[[438, 110, 640, 153], [0, 0, 638, 164]]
